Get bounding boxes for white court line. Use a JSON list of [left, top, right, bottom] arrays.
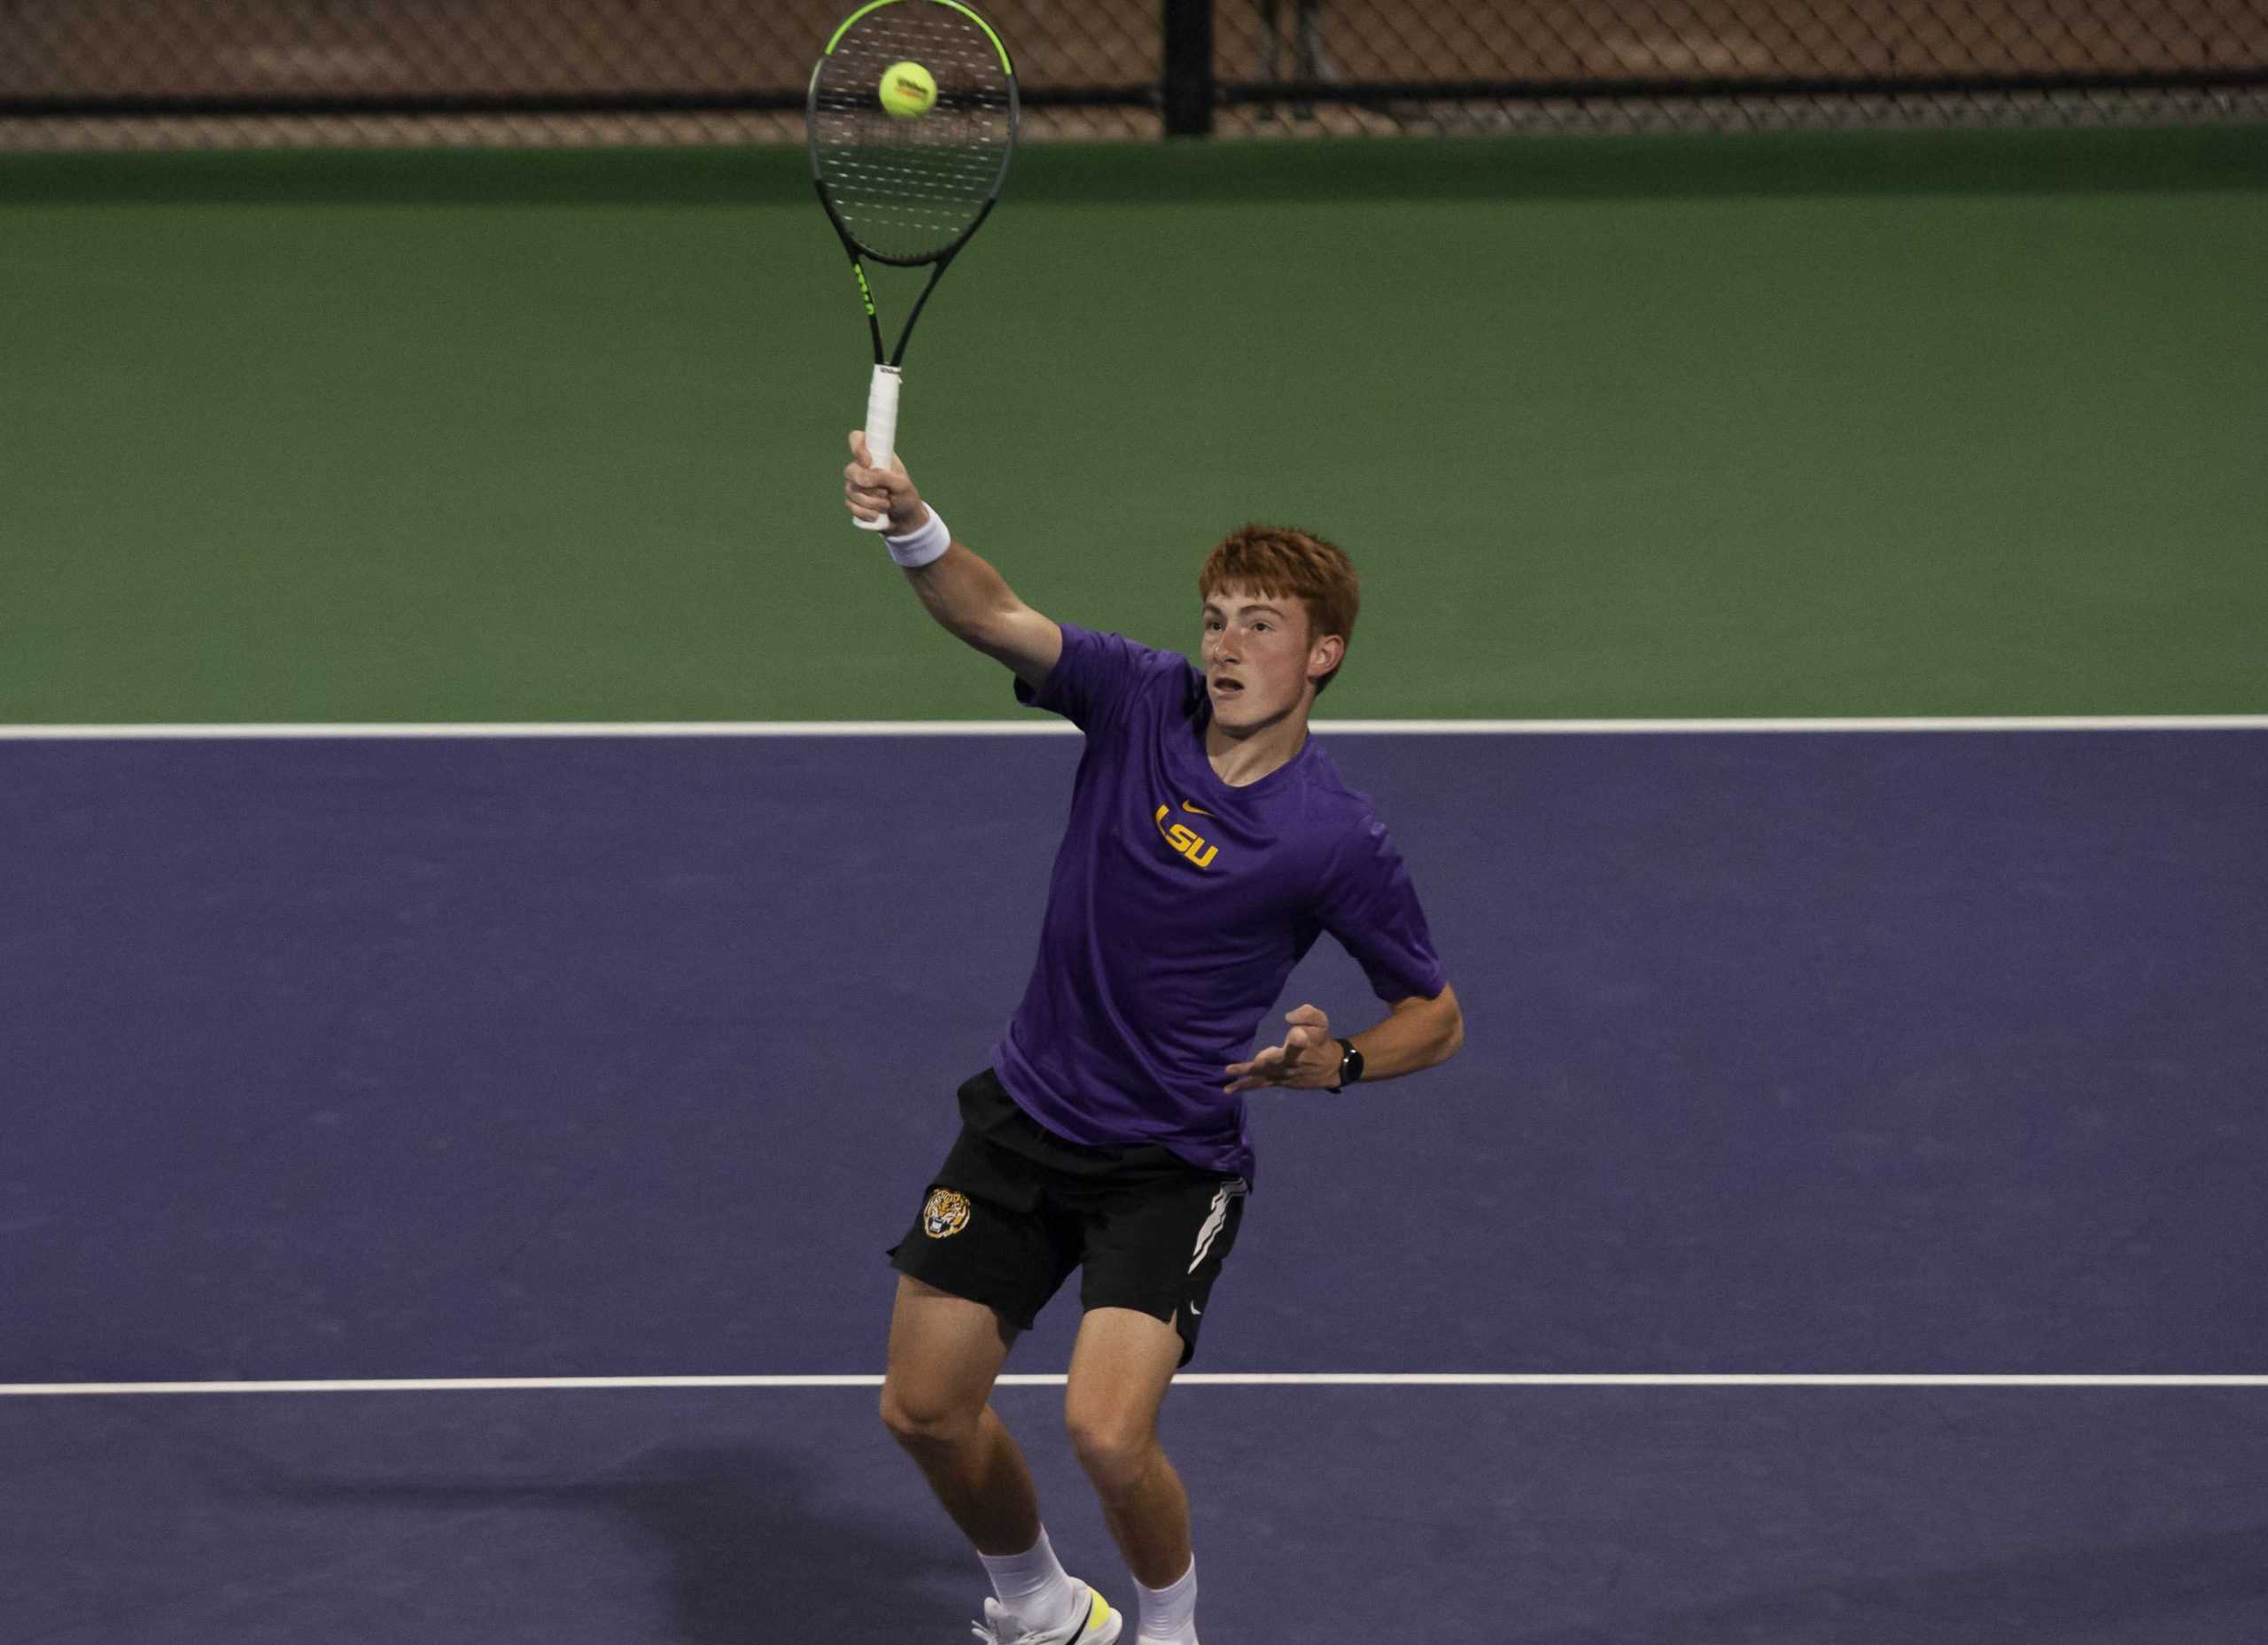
[[4, 1374, 2264, 1397], [1, 716, 2264, 741]]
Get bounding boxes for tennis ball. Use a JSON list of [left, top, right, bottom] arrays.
[[878, 60, 938, 119]]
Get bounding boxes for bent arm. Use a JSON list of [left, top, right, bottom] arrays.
[[903, 539, 1062, 692], [1346, 982, 1464, 1083], [1222, 985, 1462, 1095]]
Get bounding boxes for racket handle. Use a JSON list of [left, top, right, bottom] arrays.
[[855, 363, 903, 534]]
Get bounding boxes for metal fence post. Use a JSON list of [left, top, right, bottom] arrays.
[[1162, 0, 1215, 136]]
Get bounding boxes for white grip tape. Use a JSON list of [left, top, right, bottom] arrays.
[[855, 364, 902, 534]]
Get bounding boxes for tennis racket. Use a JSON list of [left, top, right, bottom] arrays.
[[808, 0, 1018, 532]]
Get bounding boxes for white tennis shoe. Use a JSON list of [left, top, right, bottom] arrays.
[[970, 1579, 1122, 1644]]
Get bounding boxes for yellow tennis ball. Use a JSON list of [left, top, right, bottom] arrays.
[[878, 60, 937, 119]]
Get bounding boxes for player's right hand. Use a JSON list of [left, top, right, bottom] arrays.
[[844, 431, 928, 535]]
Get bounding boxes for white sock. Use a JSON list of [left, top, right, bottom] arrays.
[[978, 1527, 1079, 1633], [1135, 1556, 1198, 1641]]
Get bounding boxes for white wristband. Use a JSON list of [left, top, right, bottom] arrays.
[[883, 507, 950, 570]]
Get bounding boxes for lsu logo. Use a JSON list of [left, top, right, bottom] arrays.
[[1154, 802, 1219, 870], [922, 1189, 971, 1239]]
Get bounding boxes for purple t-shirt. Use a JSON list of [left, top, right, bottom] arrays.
[[990, 623, 1448, 1181]]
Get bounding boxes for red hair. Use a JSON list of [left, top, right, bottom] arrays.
[[1197, 524, 1360, 694]]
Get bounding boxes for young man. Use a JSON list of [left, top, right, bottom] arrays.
[[843, 433, 1464, 1644]]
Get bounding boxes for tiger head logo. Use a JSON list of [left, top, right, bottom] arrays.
[[922, 1189, 971, 1239]]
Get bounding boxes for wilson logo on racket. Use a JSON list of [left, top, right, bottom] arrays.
[[809, 0, 1017, 532], [1154, 804, 1219, 870]]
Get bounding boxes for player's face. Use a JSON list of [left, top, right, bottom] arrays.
[[1201, 589, 1318, 730]]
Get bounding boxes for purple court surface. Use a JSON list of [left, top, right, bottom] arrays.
[[4, 727, 2265, 1642]]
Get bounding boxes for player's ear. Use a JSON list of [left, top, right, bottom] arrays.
[[1307, 632, 1345, 680]]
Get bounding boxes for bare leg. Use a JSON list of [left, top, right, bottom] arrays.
[[1063, 1306, 1192, 1589], [879, 1274, 1041, 1556]]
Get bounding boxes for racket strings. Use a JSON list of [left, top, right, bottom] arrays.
[[812, 2, 1012, 264]]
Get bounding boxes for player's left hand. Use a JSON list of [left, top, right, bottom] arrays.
[[1223, 1004, 1338, 1094]]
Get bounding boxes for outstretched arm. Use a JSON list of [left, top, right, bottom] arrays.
[[843, 431, 1062, 691], [1223, 986, 1464, 1095]]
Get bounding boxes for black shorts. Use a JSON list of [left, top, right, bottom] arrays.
[[888, 1069, 1249, 1368]]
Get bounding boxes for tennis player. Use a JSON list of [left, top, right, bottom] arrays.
[[843, 433, 1464, 1645]]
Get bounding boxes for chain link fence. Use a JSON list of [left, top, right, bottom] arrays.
[[1215, 0, 2268, 135], [2, 0, 2263, 150]]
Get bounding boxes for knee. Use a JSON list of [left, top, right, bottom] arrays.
[[1064, 1407, 1155, 1491], [880, 1380, 981, 1452]]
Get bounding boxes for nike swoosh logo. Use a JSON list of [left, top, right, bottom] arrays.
[[1181, 801, 1214, 818], [1188, 1300, 1201, 1315]]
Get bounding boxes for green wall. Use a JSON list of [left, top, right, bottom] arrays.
[[3, 130, 2262, 722]]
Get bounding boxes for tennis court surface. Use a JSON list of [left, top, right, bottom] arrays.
[[6, 93, 2265, 1645], [6, 721, 2264, 1642]]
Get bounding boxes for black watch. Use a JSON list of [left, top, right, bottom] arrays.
[[1329, 1036, 1364, 1092]]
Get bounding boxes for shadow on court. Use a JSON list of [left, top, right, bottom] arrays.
[[1513, 1524, 2268, 1645], [245, 1445, 970, 1643]]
